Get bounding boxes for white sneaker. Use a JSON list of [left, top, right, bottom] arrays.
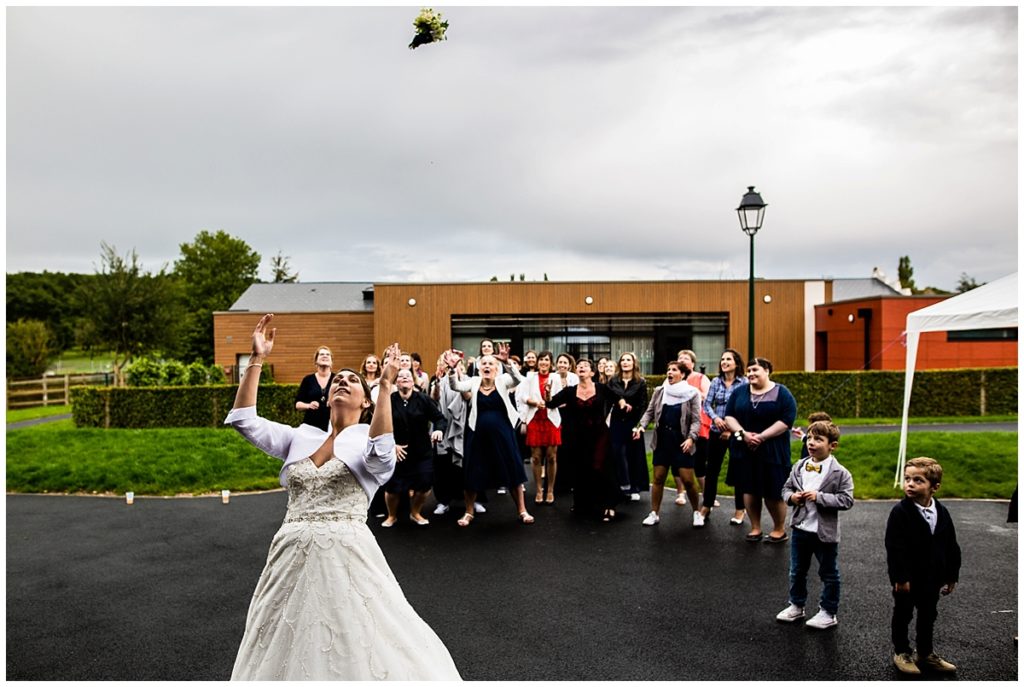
[[473, 502, 487, 513], [642, 511, 660, 526], [433, 503, 449, 515], [630, 493, 641, 502], [805, 608, 838, 629], [692, 510, 705, 527], [674, 493, 686, 506], [775, 603, 805, 622]]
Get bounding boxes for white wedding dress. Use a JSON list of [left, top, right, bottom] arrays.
[[230, 455, 461, 680]]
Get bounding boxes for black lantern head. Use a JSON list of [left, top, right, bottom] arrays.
[[736, 186, 767, 237]]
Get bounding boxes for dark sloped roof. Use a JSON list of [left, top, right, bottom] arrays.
[[225, 282, 374, 312], [831, 278, 902, 301]]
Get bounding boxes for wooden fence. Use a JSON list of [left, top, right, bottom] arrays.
[[7, 373, 113, 409]]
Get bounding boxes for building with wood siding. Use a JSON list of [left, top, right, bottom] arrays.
[[214, 278, 1015, 383]]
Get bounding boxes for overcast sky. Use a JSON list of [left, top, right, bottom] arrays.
[[6, 5, 1018, 290]]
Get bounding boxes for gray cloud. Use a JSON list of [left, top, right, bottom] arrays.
[[6, 6, 1017, 290]]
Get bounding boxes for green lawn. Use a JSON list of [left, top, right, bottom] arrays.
[[46, 348, 115, 374], [5, 421, 1017, 499], [6, 424, 281, 495], [659, 431, 1017, 500]]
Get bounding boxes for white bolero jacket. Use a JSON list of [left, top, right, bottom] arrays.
[[224, 406, 396, 502], [449, 364, 523, 431], [520, 371, 579, 428]]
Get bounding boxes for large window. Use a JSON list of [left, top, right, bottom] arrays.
[[451, 313, 728, 375], [946, 328, 1017, 342]]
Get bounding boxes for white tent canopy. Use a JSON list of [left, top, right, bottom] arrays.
[[896, 272, 1019, 485]]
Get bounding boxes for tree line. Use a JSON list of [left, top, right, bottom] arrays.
[[6, 231, 298, 382]]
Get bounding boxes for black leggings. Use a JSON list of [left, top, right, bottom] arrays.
[[703, 434, 743, 510]]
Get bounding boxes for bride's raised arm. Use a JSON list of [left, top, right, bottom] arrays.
[[368, 342, 400, 439], [233, 313, 275, 410]]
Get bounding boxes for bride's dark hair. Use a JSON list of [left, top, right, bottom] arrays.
[[336, 368, 375, 424]]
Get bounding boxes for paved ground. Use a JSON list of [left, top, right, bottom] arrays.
[[6, 489, 1017, 681], [842, 422, 1018, 434], [6, 413, 72, 430]]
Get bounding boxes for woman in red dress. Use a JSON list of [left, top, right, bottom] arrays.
[[522, 351, 564, 504]]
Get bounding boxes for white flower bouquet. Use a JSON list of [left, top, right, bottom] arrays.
[[409, 8, 448, 50]]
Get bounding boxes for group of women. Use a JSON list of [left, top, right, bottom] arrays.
[[237, 314, 801, 680], [296, 338, 799, 539]]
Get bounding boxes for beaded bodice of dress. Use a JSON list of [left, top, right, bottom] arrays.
[[283, 457, 367, 524]]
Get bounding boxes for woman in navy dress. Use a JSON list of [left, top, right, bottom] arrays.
[[725, 356, 798, 543], [444, 347, 533, 526]]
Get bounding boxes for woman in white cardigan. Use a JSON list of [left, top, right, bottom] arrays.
[[444, 345, 533, 526], [521, 351, 576, 504]]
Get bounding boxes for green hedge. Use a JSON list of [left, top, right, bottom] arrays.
[[644, 367, 1016, 419], [71, 384, 303, 429], [70, 367, 1016, 429]]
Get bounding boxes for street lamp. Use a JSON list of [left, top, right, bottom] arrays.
[[736, 186, 767, 360]]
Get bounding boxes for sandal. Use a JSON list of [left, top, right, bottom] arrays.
[[535, 491, 544, 504], [745, 531, 763, 542], [457, 512, 474, 527], [602, 509, 616, 522], [764, 533, 789, 544], [545, 493, 555, 504], [518, 511, 535, 524]]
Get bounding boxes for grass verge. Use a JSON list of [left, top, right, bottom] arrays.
[[657, 431, 1017, 500], [6, 424, 281, 495], [5, 423, 1017, 499]]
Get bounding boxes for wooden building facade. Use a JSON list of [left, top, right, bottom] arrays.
[[215, 279, 827, 383]]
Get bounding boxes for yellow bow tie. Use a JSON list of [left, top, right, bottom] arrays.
[[804, 462, 822, 473]]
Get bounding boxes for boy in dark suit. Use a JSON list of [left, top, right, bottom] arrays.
[[885, 456, 961, 674]]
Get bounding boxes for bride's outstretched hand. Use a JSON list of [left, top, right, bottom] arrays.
[[380, 343, 401, 383], [251, 314, 276, 359]]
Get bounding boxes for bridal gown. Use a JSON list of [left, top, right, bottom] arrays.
[[226, 409, 461, 681]]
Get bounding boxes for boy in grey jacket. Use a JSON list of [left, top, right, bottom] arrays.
[[776, 421, 855, 629]]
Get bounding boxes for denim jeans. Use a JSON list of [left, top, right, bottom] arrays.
[[789, 527, 841, 615]]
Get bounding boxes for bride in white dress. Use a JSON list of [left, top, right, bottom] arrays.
[[225, 314, 461, 681]]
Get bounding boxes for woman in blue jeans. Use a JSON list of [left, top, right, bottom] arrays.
[[699, 348, 747, 525]]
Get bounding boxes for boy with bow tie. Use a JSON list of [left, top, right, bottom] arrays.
[[776, 420, 855, 629]]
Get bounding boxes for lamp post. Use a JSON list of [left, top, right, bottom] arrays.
[[736, 186, 767, 360]]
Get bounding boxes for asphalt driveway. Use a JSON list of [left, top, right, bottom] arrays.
[[6, 491, 1018, 680]]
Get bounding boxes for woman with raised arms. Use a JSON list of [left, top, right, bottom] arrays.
[[225, 314, 460, 680]]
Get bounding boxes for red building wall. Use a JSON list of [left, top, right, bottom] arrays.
[[815, 297, 1017, 371]]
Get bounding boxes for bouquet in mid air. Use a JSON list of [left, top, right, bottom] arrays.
[[409, 8, 448, 49]]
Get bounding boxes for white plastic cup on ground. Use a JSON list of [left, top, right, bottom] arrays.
[[125, 491, 135, 505], [221, 489, 230, 504]]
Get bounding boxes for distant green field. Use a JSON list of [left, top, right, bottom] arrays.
[[46, 348, 115, 374]]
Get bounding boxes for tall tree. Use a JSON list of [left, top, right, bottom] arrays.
[[897, 256, 918, 294], [6, 271, 93, 351], [174, 230, 260, 363], [76, 243, 183, 385], [956, 273, 983, 293], [270, 251, 299, 283]]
